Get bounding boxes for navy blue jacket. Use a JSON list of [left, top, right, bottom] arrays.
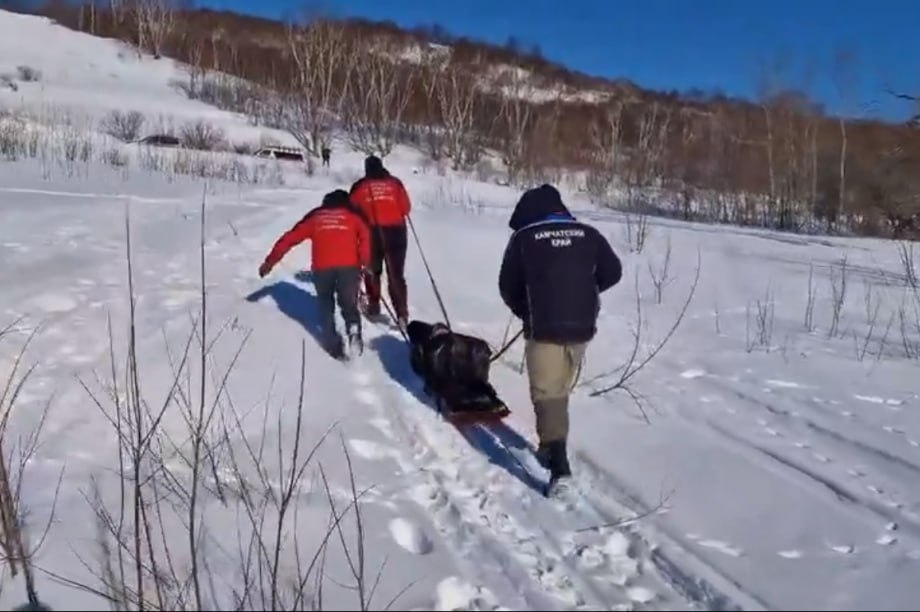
[[498, 185, 622, 344]]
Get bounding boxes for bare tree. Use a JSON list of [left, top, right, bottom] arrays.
[[580, 249, 702, 422], [343, 43, 416, 158], [132, 0, 176, 59], [421, 54, 483, 170], [831, 48, 858, 232], [493, 68, 536, 185], [583, 102, 624, 202], [285, 17, 357, 157]]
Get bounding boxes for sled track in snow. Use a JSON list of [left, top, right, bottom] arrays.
[[573, 452, 768, 612], [348, 325, 764, 610]]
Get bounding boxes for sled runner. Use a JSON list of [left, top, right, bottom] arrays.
[[434, 384, 511, 426]]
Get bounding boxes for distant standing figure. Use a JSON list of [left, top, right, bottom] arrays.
[[498, 184, 623, 497], [349, 155, 412, 329], [258, 189, 371, 359], [321, 146, 331, 167]]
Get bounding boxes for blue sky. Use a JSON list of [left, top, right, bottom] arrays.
[[202, 0, 920, 122]]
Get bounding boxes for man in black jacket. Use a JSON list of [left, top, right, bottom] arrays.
[[498, 184, 622, 495]]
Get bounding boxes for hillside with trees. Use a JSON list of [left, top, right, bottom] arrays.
[[12, 0, 920, 239]]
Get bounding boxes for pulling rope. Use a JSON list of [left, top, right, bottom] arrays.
[[406, 214, 452, 330], [489, 327, 523, 363]]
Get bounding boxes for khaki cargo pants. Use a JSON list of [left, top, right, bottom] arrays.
[[524, 339, 587, 445]]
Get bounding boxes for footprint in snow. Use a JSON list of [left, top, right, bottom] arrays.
[[347, 438, 396, 461], [389, 517, 433, 555], [877, 534, 897, 546], [697, 539, 743, 557], [434, 576, 499, 611], [352, 369, 373, 387], [830, 544, 855, 555], [778, 550, 803, 559], [627, 586, 656, 603], [353, 388, 383, 409], [765, 379, 805, 389]]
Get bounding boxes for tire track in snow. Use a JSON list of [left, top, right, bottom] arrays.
[[350, 334, 691, 610], [705, 375, 920, 477], [706, 420, 920, 537], [691, 375, 920, 523]]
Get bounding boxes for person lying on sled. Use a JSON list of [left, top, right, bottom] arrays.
[[406, 320, 508, 420]]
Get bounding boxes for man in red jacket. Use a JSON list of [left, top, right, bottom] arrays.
[[258, 189, 371, 358], [349, 155, 412, 329]]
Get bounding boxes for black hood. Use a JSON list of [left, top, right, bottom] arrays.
[[322, 189, 351, 208], [508, 184, 573, 231], [364, 155, 390, 179]]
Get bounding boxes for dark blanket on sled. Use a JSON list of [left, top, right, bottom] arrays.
[[406, 320, 505, 414]]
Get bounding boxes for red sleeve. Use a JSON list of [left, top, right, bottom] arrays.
[[264, 214, 314, 267], [355, 212, 371, 266]]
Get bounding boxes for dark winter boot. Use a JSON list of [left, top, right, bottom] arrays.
[[324, 332, 346, 360], [544, 439, 574, 498], [346, 323, 363, 357]]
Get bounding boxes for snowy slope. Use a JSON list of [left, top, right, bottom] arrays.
[[2, 9, 920, 611]]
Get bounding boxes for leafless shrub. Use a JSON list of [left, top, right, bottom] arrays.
[[803, 264, 817, 332], [0, 114, 29, 160], [1, 74, 18, 92], [745, 284, 775, 352], [494, 70, 536, 185], [343, 47, 415, 158], [15, 66, 41, 83], [232, 141, 256, 155], [57, 125, 94, 178], [285, 18, 357, 157], [896, 241, 920, 359], [0, 319, 60, 611], [100, 110, 146, 142], [898, 242, 918, 288], [827, 254, 849, 339], [580, 249, 702, 422], [132, 0, 176, 59], [851, 279, 889, 363], [583, 103, 624, 203], [180, 121, 227, 151], [647, 233, 674, 304], [897, 289, 920, 360], [41, 193, 399, 611], [622, 211, 650, 254], [102, 146, 129, 167], [417, 50, 483, 170]]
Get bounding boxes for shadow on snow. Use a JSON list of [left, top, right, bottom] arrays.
[[369, 334, 546, 495], [245, 278, 337, 358], [246, 277, 546, 494]]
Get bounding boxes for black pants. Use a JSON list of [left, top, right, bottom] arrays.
[[365, 224, 408, 319], [312, 266, 362, 341]]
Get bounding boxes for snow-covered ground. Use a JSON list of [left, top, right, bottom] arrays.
[[2, 9, 920, 611]]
